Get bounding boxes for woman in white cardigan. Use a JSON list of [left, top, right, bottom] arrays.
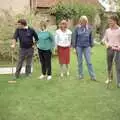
[[55, 20, 72, 77]]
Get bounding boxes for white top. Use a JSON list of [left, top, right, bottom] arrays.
[[55, 29, 72, 47]]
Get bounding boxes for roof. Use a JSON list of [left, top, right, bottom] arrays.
[[36, 0, 57, 8], [35, 0, 100, 8], [79, 0, 99, 5]]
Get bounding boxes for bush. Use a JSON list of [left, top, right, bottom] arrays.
[[0, 9, 38, 62], [50, 2, 98, 25], [0, 9, 57, 62]]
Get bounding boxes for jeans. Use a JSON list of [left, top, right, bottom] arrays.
[[38, 49, 52, 76], [76, 46, 96, 78], [15, 48, 34, 77]]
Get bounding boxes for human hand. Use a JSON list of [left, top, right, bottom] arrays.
[[112, 46, 120, 51], [11, 44, 16, 49], [73, 48, 76, 53], [105, 43, 111, 49]]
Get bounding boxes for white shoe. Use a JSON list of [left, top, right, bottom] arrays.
[[105, 79, 112, 84], [60, 73, 64, 77], [39, 75, 45, 79], [67, 71, 70, 76], [47, 76, 52, 80]]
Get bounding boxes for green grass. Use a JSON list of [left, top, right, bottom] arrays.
[[0, 46, 120, 120]]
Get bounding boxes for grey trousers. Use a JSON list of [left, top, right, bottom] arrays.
[[115, 52, 120, 84], [107, 48, 120, 84], [15, 48, 34, 77]]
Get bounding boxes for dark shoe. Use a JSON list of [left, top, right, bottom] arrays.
[[13, 75, 19, 80], [26, 74, 32, 77]]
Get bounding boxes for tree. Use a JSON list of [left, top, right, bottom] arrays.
[[50, 2, 97, 26]]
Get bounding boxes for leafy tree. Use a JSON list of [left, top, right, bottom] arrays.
[[50, 2, 97, 25]]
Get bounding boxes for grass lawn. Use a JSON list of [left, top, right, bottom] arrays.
[[0, 45, 120, 120]]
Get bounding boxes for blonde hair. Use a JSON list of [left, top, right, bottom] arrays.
[[59, 20, 68, 29], [40, 21, 47, 30], [79, 15, 88, 24]]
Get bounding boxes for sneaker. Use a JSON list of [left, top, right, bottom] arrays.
[[117, 83, 120, 88], [67, 71, 70, 76], [105, 79, 112, 84], [60, 73, 64, 77], [47, 76, 52, 80], [91, 77, 97, 81], [38, 75, 45, 79], [79, 75, 84, 80]]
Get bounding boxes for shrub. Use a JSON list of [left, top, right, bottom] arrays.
[[50, 2, 97, 25], [0, 9, 37, 62], [0, 9, 57, 62]]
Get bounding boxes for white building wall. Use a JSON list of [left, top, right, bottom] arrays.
[[98, 0, 118, 12]]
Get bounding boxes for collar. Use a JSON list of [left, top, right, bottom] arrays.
[[40, 29, 47, 32], [24, 26, 29, 29], [78, 24, 89, 29]]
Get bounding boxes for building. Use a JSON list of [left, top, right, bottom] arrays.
[[98, 0, 118, 12], [0, 0, 100, 14], [32, 0, 100, 9], [0, 0, 118, 14], [0, 0, 114, 26], [0, 0, 30, 14], [31, 0, 100, 25]]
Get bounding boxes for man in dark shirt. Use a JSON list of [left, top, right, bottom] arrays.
[[11, 19, 38, 79]]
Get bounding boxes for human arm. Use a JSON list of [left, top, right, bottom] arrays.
[[71, 27, 77, 48], [49, 32, 55, 49], [32, 29, 39, 42], [102, 30, 110, 48], [54, 31, 59, 49], [89, 29, 94, 48], [11, 29, 19, 48]]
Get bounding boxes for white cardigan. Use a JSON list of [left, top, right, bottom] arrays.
[[55, 29, 72, 47]]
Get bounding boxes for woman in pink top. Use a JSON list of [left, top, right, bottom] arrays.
[[103, 15, 120, 87]]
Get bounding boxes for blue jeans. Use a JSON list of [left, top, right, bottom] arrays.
[[76, 47, 96, 78]]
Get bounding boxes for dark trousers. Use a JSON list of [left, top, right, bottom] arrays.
[[107, 48, 120, 84], [15, 48, 34, 77], [38, 49, 52, 76]]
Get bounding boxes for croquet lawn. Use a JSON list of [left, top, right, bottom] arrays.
[[0, 45, 120, 120]]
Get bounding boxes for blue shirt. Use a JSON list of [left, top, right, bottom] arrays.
[[13, 27, 38, 48], [72, 25, 93, 48]]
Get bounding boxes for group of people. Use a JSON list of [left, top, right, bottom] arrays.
[[10, 15, 120, 88]]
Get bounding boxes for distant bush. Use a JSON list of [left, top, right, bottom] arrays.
[[50, 2, 97, 25], [0, 9, 38, 61], [0, 9, 57, 62]]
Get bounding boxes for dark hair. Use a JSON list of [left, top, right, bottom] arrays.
[[17, 19, 27, 26], [109, 15, 119, 24]]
